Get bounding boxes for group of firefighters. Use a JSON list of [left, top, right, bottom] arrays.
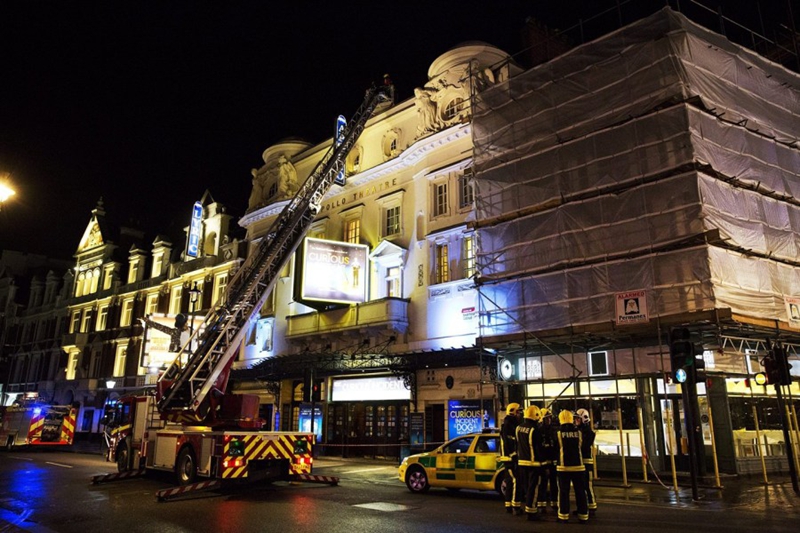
[[500, 403, 598, 524]]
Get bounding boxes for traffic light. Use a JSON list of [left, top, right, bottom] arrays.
[[670, 327, 692, 383], [669, 327, 705, 383], [763, 353, 780, 385], [772, 344, 792, 385]]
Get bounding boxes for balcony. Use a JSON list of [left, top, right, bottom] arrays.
[[287, 298, 409, 339]]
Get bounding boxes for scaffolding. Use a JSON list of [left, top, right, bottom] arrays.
[[472, 7, 800, 340]]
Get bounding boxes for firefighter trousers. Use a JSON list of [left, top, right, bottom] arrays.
[[518, 465, 541, 515], [584, 463, 597, 511], [537, 462, 557, 508], [504, 463, 520, 510], [557, 470, 588, 522]]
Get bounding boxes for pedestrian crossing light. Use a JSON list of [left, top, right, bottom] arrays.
[[669, 327, 704, 383]]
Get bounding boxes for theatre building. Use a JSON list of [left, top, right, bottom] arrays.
[[234, 43, 520, 456]]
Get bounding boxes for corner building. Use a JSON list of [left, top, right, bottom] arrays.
[[474, 8, 800, 476]]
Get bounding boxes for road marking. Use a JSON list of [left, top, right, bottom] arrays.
[[45, 461, 72, 468], [342, 466, 397, 474], [5, 456, 33, 461]]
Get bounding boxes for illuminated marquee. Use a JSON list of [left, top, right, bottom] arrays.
[[300, 238, 369, 304], [186, 202, 203, 258], [331, 376, 410, 402]]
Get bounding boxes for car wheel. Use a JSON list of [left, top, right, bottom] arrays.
[[116, 440, 130, 473], [176, 446, 197, 485], [405, 465, 430, 493], [495, 472, 508, 497]]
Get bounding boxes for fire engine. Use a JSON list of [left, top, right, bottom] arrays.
[[104, 83, 392, 486], [0, 393, 78, 449]]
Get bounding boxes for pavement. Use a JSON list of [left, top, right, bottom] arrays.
[[66, 437, 800, 513]]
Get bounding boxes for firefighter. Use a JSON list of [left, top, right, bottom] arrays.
[[556, 410, 588, 524], [537, 407, 558, 512], [576, 408, 598, 515], [500, 402, 521, 514], [516, 405, 543, 521]]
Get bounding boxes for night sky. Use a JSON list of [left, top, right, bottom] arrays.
[[1, 1, 795, 260]]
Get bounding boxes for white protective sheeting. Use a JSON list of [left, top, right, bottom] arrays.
[[473, 8, 800, 336]]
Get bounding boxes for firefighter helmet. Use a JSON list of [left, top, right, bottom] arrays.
[[576, 408, 590, 424], [524, 405, 541, 421], [505, 403, 521, 416], [558, 410, 574, 425], [540, 408, 551, 419]]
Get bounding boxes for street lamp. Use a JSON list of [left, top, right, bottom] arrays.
[[188, 282, 201, 352], [0, 181, 15, 211]]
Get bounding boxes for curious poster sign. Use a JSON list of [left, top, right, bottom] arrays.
[[615, 290, 649, 325], [300, 237, 369, 304]]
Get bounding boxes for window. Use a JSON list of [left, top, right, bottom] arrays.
[[588, 351, 609, 377], [268, 183, 278, 199], [442, 437, 473, 454], [70, 311, 81, 334], [120, 299, 134, 327], [113, 345, 127, 377], [66, 352, 79, 380], [444, 97, 466, 121], [458, 168, 474, 209], [103, 265, 114, 290], [75, 272, 85, 297], [97, 306, 108, 331], [433, 181, 449, 217], [384, 206, 401, 237], [152, 254, 163, 278], [146, 294, 159, 316], [128, 261, 139, 284], [462, 235, 476, 279], [435, 243, 450, 284], [745, 349, 762, 374], [80, 309, 93, 332], [386, 266, 401, 298], [169, 285, 183, 315], [214, 274, 228, 306], [344, 218, 361, 244], [309, 219, 328, 240]]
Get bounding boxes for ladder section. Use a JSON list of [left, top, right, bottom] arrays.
[[157, 85, 391, 423]]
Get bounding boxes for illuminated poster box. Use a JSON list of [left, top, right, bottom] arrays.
[[331, 376, 411, 402], [447, 399, 496, 438], [140, 314, 203, 370], [300, 238, 369, 304]]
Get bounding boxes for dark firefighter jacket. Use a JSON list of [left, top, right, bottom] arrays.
[[515, 419, 543, 467], [579, 423, 596, 464], [556, 423, 584, 472], [501, 415, 519, 458]]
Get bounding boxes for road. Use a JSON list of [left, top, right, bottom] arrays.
[[0, 451, 798, 533]]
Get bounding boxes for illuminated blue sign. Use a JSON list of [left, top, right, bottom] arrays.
[[447, 400, 495, 438], [334, 115, 346, 186], [187, 202, 203, 258], [675, 368, 687, 384]]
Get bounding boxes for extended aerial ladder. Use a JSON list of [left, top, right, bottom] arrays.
[[157, 84, 392, 424]]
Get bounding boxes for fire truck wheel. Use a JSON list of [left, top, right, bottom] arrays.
[[176, 447, 197, 485], [116, 440, 131, 472]]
